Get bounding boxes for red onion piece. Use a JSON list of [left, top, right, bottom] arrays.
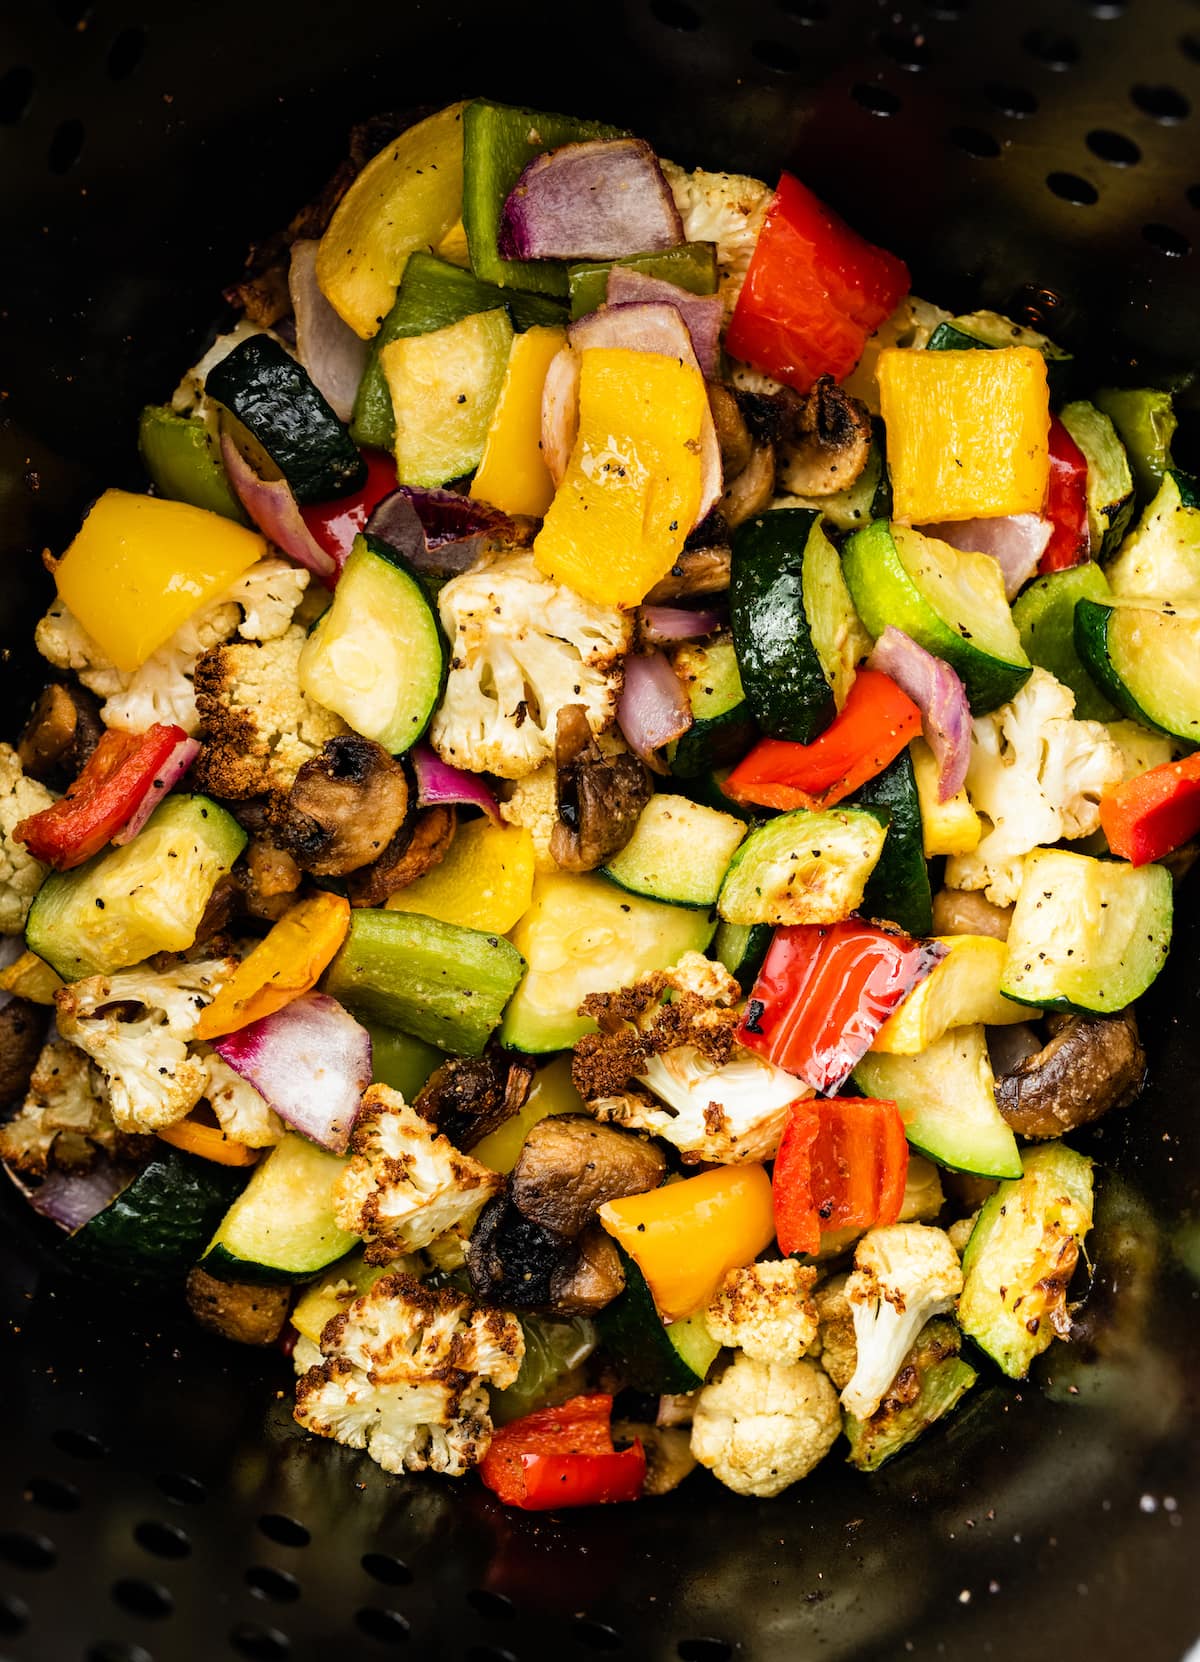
[[499, 138, 684, 262], [366, 487, 520, 578], [638, 604, 727, 644], [220, 432, 338, 584], [617, 651, 693, 771], [411, 743, 501, 824], [541, 344, 581, 489], [25, 1159, 134, 1233], [214, 992, 372, 1155], [868, 628, 972, 802], [110, 736, 201, 847], [288, 240, 369, 424], [919, 515, 1051, 602], [605, 268, 723, 379]]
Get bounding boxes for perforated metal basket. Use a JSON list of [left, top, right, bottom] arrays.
[[1, 3, 1199, 1659]]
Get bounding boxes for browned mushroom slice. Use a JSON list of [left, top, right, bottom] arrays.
[[707, 382, 753, 479], [17, 683, 104, 784], [549, 1225, 627, 1315], [719, 442, 775, 529], [930, 887, 1014, 941], [346, 804, 457, 907], [994, 1010, 1146, 1139], [549, 705, 653, 873], [275, 736, 411, 877], [185, 1266, 291, 1345], [611, 1419, 697, 1495], [775, 376, 873, 498], [414, 1053, 534, 1151], [467, 1193, 567, 1308], [509, 1113, 667, 1239], [0, 998, 47, 1105], [643, 544, 732, 604]]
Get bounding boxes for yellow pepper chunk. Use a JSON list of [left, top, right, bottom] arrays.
[[435, 219, 472, 269], [472, 1055, 584, 1174], [878, 346, 1050, 525], [386, 818, 535, 934], [871, 933, 1038, 1055], [54, 489, 265, 674], [316, 101, 466, 340], [910, 737, 982, 857], [472, 325, 568, 518], [598, 1164, 776, 1321], [534, 348, 706, 609], [195, 892, 351, 1040]]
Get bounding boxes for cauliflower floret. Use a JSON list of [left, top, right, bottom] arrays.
[[945, 668, 1125, 906], [660, 160, 771, 321], [947, 1209, 980, 1256], [499, 762, 558, 872], [0, 745, 54, 934], [0, 1039, 123, 1175], [812, 1273, 857, 1390], [839, 1223, 963, 1421], [294, 1271, 524, 1476], [200, 1052, 284, 1148], [192, 624, 347, 799], [332, 1084, 502, 1262], [430, 551, 631, 779], [706, 1260, 819, 1364], [35, 558, 309, 737], [54, 958, 235, 1133], [690, 1352, 841, 1497]]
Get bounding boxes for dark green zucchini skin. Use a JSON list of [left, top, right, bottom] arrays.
[[207, 334, 366, 503], [61, 1150, 248, 1284], [596, 1249, 714, 1394], [852, 749, 933, 937], [729, 508, 836, 745]]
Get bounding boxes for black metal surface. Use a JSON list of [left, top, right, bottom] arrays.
[[1, 2, 1199, 1659]]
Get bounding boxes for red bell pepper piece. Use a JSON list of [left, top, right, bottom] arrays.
[[772, 1097, 909, 1257], [737, 920, 945, 1093], [725, 173, 910, 393], [1099, 753, 1200, 866], [479, 1394, 645, 1511], [14, 723, 189, 870], [300, 449, 397, 567], [1038, 416, 1091, 574], [723, 670, 921, 811]]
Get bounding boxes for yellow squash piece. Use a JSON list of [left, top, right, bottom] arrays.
[[381, 308, 514, 488], [316, 101, 466, 340], [435, 219, 472, 269], [872, 933, 1038, 1055], [878, 346, 1050, 525], [291, 1251, 401, 1343], [598, 1164, 776, 1321], [910, 738, 982, 857], [534, 348, 706, 609], [386, 819, 535, 934], [472, 1055, 585, 1174], [53, 489, 265, 673], [0, 950, 64, 1005], [472, 325, 568, 517]]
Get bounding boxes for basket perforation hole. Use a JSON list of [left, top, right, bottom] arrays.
[[879, 29, 933, 69], [86, 1645, 154, 1662], [649, 0, 701, 29], [246, 1565, 300, 1604], [572, 1616, 624, 1650], [1046, 171, 1099, 204], [678, 1642, 733, 1662], [362, 1552, 412, 1586], [1086, 128, 1141, 165], [0, 65, 34, 125], [133, 1519, 191, 1559], [53, 1428, 107, 1460], [0, 1529, 56, 1570], [1023, 28, 1080, 68], [257, 1513, 309, 1547], [1131, 83, 1191, 122], [106, 26, 147, 80], [48, 117, 85, 173], [24, 1475, 81, 1512], [111, 1577, 173, 1619], [1142, 222, 1191, 257], [157, 1470, 205, 1504], [985, 81, 1038, 116], [468, 1589, 515, 1620], [948, 125, 1001, 157], [851, 82, 902, 115], [752, 38, 802, 71], [230, 1622, 290, 1659], [0, 1595, 28, 1636], [354, 1606, 410, 1644], [777, 0, 829, 23]]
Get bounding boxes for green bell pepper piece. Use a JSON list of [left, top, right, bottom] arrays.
[[567, 242, 719, 320], [137, 405, 247, 522]]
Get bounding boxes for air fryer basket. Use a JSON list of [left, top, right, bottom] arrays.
[[1, 3, 1198, 1658]]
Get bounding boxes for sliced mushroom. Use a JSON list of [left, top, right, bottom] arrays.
[[548, 1224, 626, 1315], [611, 1419, 697, 1495], [707, 381, 753, 479], [643, 544, 732, 604], [775, 376, 873, 498], [994, 1010, 1146, 1139], [718, 442, 775, 529], [17, 683, 104, 785], [509, 1113, 667, 1238], [0, 998, 46, 1105], [185, 1266, 291, 1345], [275, 736, 411, 877], [930, 887, 1013, 941], [193, 872, 244, 943], [549, 705, 653, 873], [346, 804, 457, 907], [467, 1194, 570, 1309], [414, 1053, 534, 1152]]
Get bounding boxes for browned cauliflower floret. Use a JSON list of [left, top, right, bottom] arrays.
[[706, 1260, 819, 1364], [0, 1039, 127, 1175], [0, 745, 55, 934], [812, 1273, 857, 1391]]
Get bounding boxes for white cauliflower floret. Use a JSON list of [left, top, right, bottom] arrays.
[[332, 1084, 502, 1262], [499, 762, 558, 872], [0, 744, 54, 934], [54, 958, 235, 1133], [294, 1271, 524, 1476], [35, 558, 309, 737], [430, 550, 631, 779], [706, 1260, 819, 1364], [839, 1223, 963, 1421], [628, 1046, 808, 1163], [200, 1051, 284, 1148], [0, 1039, 119, 1175], [660, 160, 772, 320], [690, 1353, 841, 1497], [946, 668, 1126, 906]]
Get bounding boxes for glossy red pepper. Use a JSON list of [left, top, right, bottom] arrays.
[[725, 173, 910, 393], [14, 723, 189, 870], [773, 1097, 909, 1256], [300, 449, 397, 567], [737, 920, 945, 1093], [1100, 752, 1200, 866], [479, 1394, 645, 1511], [1038, 416, 1091, 574], [723, 670, 921, 812]]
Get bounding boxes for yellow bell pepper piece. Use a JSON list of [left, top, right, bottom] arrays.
[[195, 892, 351, 1040], [0, 950, 64, 1005], [316, 102, 466, 340], [386, 819, 535, 934], [878, 346, 1050, 525], [157, 1117, 260, 1168], [598, 1164, 776, 1321], [53, 489, 265, 674], [534, 348, 706, 609], [472, 1055, 584, 1174], [910, 738, 982, 857], [472, 325, 568, 518], [872, 933, 1039, 1055], [435, 219, 472, 269]]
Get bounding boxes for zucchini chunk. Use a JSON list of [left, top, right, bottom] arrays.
[[1104, 468, 1200, 604], [380, 307, 515, 488], [843, 1317, 977, 1472], [1074, 597, 1200, 743], [1011, 562, 1117, 721], [602, 794, 746, 909], [711, 920, 773, 993], [1059, 400, 1135, 559], [851, 748, 933, 936], [202, 1134, 358, 1285], [717, 807, 886, 927], [667, 637, 754, 779], [63, 1149, 247, 1282], [597, 1248, 721, 1393]]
